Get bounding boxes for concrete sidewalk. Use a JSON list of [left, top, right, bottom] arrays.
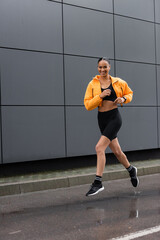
[[0, 159, 160, 197]]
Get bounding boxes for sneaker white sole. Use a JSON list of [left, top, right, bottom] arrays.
[[136, 167, 140, 186], [131, 167, 139, 187], [87, 186, 104, 196]]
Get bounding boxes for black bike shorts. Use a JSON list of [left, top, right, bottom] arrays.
[[98, 108, 122, 141]]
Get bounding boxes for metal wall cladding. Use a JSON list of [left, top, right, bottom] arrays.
[[63, 0, 113, 12], [118, 107, 158, 151], [0, 0, 159, 163], [157, 66, 160, 106], [115, 16, 155, 63], [116, 61, 157, 106], [63, 4, 114, 58], [0, 0, 63, 52], [2, 106, 66, 163], [155, 0, 160, 23], [156, 24, 160, 64], [114, 0, 154, 22], [0, 49, 64, 105], [66, 107, 100, 157]]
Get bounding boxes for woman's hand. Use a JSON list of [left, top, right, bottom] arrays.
[[114, 97, 125, 104], [99, 89, 111, 99]]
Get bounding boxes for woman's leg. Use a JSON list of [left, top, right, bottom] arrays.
[[109, 138, 130, 168], [109, 138, 139, 187], [86, 135, 110, 196], [95, 135, 111, 176]]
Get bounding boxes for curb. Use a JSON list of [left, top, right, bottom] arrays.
[[0, 165, 160, 197]]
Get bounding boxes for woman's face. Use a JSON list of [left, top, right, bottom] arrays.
[[98, 60, 110, 77]]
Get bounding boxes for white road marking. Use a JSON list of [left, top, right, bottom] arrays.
[[110, 225, 160, 240], [9, 230, 22, 235]]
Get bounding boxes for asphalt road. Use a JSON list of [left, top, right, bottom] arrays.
[[0, 173, 160, 240]]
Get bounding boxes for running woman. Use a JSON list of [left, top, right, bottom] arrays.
[[84, 57, 139, 196]]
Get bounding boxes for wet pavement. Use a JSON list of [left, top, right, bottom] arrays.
[[0, 173, 160, 240]]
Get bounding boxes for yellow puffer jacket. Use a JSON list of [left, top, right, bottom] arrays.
[[84, 75, 133, 111]]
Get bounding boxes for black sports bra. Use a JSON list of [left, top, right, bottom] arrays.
[[101, 84, 117, 102]]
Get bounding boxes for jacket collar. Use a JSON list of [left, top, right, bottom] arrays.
[[93, 75, 118, 84]]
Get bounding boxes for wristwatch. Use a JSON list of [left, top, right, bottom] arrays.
[[123, 96, 127, 102]]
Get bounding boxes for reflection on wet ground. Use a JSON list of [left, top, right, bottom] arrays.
[[0, 174, 160, 240]]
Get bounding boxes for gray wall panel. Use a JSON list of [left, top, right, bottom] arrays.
[[2, 106, 66, 163], [66, 107, 100, 157], [118, 107, 158, 151], [114, 0, 154, 22], [157, 66, 160, 106], [116, 61, 157, 106], [155, 0, 160, 23], [63, 0, 113, 12], [0, 0, 62, 53], [115, 16, 155, 63], [63, 5, 114, 57], [0, 49, 64, 105], [65, 56, 114, 105], [156, 24, 160, 64]]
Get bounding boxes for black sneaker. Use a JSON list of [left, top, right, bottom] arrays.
[[129, 166, 139, 187], [86, 182, 104, 196]]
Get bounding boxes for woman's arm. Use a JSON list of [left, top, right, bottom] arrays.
[[122, 81, 133, 104], [84, 82, 102, 111]]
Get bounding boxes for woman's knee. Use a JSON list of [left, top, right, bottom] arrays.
[[95, 143, 104, 154]]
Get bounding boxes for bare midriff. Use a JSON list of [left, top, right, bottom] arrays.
[[98, 100, 117, 112]]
